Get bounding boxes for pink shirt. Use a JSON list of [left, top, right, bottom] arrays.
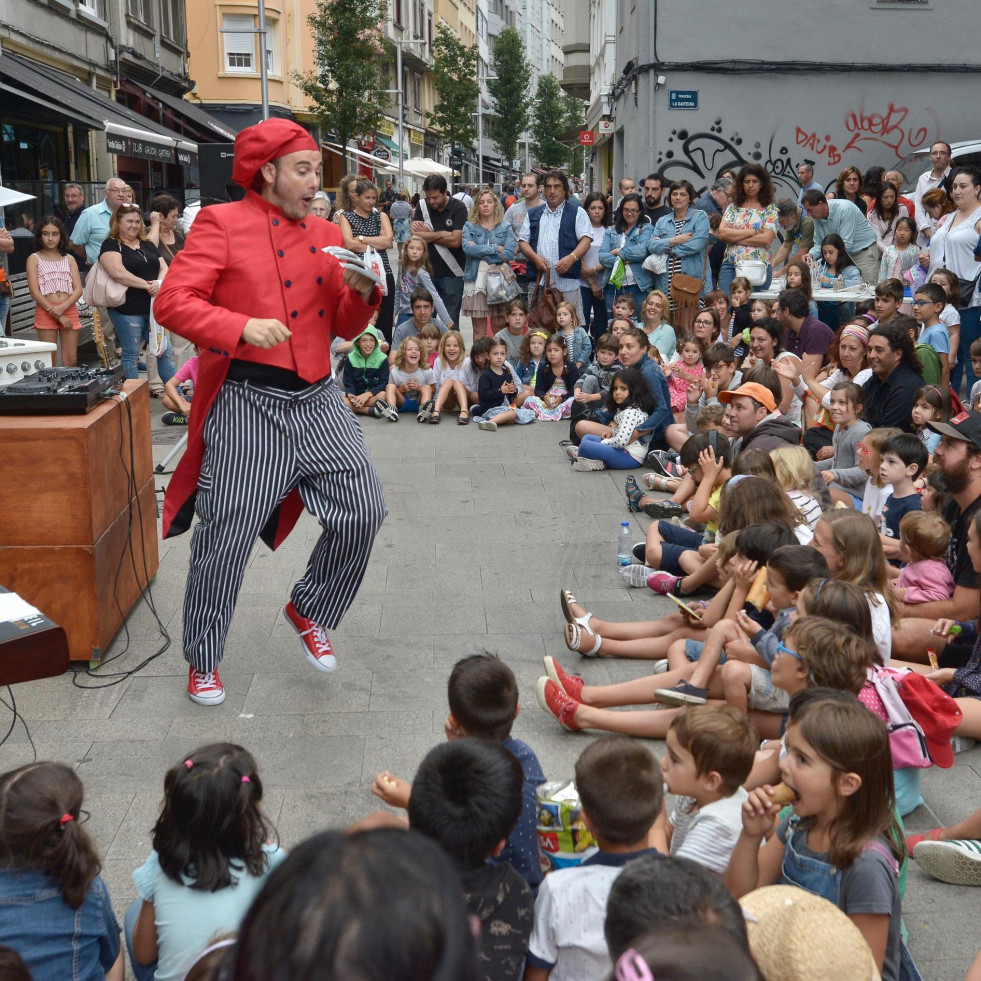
[[171, 355, 200, 389]]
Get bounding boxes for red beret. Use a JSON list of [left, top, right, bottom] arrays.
[[232, 119, 319, 191]]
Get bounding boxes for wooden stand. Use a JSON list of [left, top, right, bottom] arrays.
[[0, 381, 160, 661]]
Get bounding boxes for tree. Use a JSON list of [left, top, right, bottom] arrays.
[[529, 74, 570, 170], [486, 28, 531, 176], [293, 0, 389, 171], [564, 94, 587, 178], [428, 27, 479, 165]]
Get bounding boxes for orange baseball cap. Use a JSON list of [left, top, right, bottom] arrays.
[[718, 382, 777, 413]]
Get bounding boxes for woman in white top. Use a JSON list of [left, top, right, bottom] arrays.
[[921, 166, 981, 392], [580, 192, 610, 342]]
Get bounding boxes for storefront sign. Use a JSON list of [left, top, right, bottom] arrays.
[[107, 133, 181, 163], [373, 146, 391, 161]]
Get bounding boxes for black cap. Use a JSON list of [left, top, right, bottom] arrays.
[[926, 410, 981, 449]]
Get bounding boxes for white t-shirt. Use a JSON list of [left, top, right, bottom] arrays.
[[669, 788, 748, 875], [870, 591, 892, 664], [861, 479, 893, 523]]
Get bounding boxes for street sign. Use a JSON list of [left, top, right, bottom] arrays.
[[579, 130, 594, 146], [668, 90, 698, 110]]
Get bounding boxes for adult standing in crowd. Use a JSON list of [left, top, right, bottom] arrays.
[[505, 173, 545, 298], [71, 176, 130, 360], [390, 190, 412, 265], [693, 177, 732, 289], [146, 193, 192, 370], [715, 163, 779, 295], [800, 190, 879, 286], [883, 170, 916, 221], [796, 162, 823, 205], [58, 183, 86, 241], [598, 192, 653, 316], [519, 170, 591, 320], [827, 166, 864, 212], [153, 118, 384, 707], [580, 191, 610, 342], [333, 174, 359, 225], [914, 141, 953, 242], [461, 188, 516, 339], [863, 321, 924, 432], [642, 174, 670, 225], [922, 166, 981, 393], [649, 180, 710, 328], [379, 179, 396, 215], [340, 178, 396, 343], [98, 202, 174, 384], [412, 175, 468, 328], [772, 200, 815, 276]]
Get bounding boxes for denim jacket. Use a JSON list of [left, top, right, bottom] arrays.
[[462, 221, 517, 282], [599, 223, 655, 291], [649, 208, 711, 286], [561, 326, 593, 367], [0, 870, 121, 981]]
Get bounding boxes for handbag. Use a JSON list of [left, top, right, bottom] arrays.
[[361, 245, 389, 296], [642, 252, 667, 275], [955, 273, 980, 308], [528, 269, 563, 333], [83, 261, 127, 308], [608, 255, 626, 289], [670, 249, 709, 333], [485, 263, 520, 305], [734, 258, 768, 286]]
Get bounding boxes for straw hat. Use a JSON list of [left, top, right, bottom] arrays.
[[739, 885, 881, 981]]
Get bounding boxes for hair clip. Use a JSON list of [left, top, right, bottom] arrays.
[[616, 949, 654, 981], [59, 813, 74, 826], [184, 760, 193, 770], [815, 577, 829, 600], [241, 776, 251, 784]]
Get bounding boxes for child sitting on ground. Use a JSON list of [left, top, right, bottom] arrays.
[[894, 510, 955, 605], [878, 432, 927, 558], [161, 348, 199, 426], [572, 333, 620, 409], [653, 544, 829, 710], [343, 326, 390, 418], [524, 736, 664, 981], [661, 705, 758, 875], [855, 427, 903, 526], [407, 740, 533, 981], [381, 335, 437, 423], [473, 337, 536, 431], [816, 381, 872, 506], [771, 445, 824, 530], [417, 322, 441, 367], [523, 334, 580, 421], [429, 330, 469, 425], [494, 298, 530, 362], [567, 368, 655, 472], [373, 653, 545, 890]]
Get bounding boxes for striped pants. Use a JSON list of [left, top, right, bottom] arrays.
[[183, 378, 386, 672]]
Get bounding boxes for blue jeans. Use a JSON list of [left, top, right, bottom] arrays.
[[952, 305, 981, 395], [581, 285, 608, 342], [124, 898, 156, 981], [108, 310, 175, 382], [433, 275, 464, 327], [577, 434, 637, 469], [604, 283, 646, 318], [717, 261, 772, 297], [0, 294, 9, 335]]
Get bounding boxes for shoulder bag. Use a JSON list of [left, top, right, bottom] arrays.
[[419, 199, 464, 277], [528, 268, 563, 333], [670, 247, 709, 333], [83, 258, 127, 308]]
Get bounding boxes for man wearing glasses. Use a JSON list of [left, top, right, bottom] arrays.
[[518, 171, 592, 319]]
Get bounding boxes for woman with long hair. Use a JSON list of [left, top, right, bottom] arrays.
[[599, 191, 654, 313], [715, 163, 778, 295]]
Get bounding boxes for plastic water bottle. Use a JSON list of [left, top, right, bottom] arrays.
[[617, 522, 632, 567]]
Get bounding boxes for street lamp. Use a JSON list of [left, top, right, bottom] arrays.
[[476, 72, 498, 187]]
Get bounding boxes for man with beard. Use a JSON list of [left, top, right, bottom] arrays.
[[642, 174, 670, 225], [892, 412, 981, 661]]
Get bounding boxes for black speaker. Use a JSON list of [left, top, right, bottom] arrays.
[[197, 143, 241, 205]]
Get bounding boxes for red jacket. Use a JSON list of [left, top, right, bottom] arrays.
[[154, 191, 380, 547]]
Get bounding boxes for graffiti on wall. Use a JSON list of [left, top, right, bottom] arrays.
[[654, 102, 940, 197]]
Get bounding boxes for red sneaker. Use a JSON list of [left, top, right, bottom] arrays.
[[543, 656, 584, 701], [285, 601, 337, 673], [187, 665, 225, 706], [536, 677, 582, 732]]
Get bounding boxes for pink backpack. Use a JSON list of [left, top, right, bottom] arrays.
[[868, 666, 933, 769]]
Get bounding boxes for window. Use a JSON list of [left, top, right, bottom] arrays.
[[223, 13, 256, 73], [394, 0, 403, 26], [160, 0, 185, 42], [78, 0, 106, 19], [264, 19, 278, 74], [126, 0, 153, 28]]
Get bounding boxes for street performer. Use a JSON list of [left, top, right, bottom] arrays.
[[154, 119, 386, 706]]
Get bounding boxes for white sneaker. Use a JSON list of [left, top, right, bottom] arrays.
[[621, 564, 657, 587], [571, 457, 605, 471], [652, 659, 670, 674], [478, 420, 498, 431]]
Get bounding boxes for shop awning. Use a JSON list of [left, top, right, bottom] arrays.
[[0, 51, 198, 165], [133, 83, 238, 142], [322, 141, 398, 174], [374, 134, 403, 159]]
